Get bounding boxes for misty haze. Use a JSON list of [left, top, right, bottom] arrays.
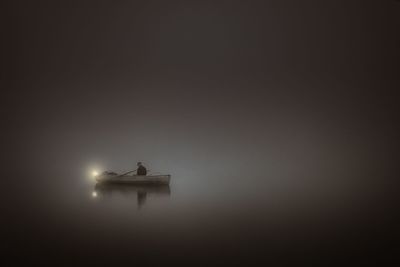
[[3, 0, 400, 266]]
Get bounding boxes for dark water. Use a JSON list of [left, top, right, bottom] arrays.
[[4, 162, 399, 266]]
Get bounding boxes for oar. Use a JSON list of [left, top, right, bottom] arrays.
[[118, 169, 152, 176], [118, 170, 136, 177]]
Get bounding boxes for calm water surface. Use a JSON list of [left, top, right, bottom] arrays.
[[6, 163, 398, 265]]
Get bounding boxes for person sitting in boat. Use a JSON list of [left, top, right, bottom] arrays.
[[136, 162, 147, 176]]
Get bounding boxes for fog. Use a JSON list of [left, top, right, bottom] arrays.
[[3, 0, 400, 265]]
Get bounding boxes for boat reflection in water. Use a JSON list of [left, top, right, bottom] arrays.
[[93, 182, 171, 208]]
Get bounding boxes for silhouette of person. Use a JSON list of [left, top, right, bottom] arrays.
[[136, 162, 147, 176]]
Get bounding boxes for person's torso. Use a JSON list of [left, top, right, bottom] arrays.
[[137, 166, 147, 175]]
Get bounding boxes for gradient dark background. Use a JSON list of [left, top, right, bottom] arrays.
[[2, 0, 400, 265]]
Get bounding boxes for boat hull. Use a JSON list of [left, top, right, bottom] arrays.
[[95, 174, 171, 185]]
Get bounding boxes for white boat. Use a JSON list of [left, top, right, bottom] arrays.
[[95, 173, 171, 185]]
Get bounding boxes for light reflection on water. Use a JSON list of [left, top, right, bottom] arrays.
[[92, 183, 171, 209]]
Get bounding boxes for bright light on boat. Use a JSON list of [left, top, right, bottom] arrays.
[[92, 191, 97, 198], [92, 170, 99, 177]]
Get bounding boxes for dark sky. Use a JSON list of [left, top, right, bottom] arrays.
[[3, 0, 400, 181]]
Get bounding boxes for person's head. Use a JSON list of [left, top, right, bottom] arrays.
[[137, 162, 143, 167]]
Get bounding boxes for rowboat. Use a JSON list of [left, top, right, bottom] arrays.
[[95, 173, 171, 185]]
